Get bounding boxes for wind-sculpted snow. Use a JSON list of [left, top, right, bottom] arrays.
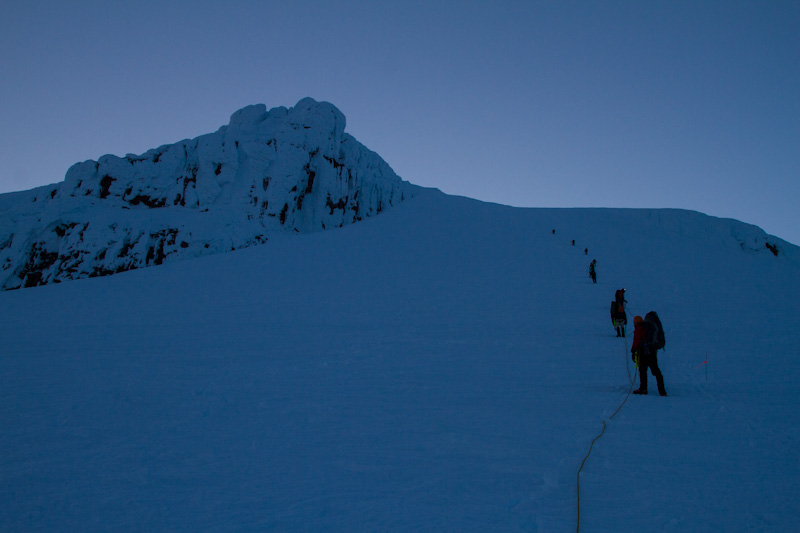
[[0, 98, 419, 290]]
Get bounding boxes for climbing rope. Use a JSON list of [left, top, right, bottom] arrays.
[[576, 334, 636, 532], [624, 334, 633, 385], [610, 334, 636, 420], [609, 356, 636, 421], [576, 420, 605, 533]]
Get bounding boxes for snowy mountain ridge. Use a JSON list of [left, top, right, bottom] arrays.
[[0, 97, 419, 290]]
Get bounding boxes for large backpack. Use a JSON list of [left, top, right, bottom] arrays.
[[644, 311, 666, 351], [615, 289, 625, 305], [614, 289, 626, 313]]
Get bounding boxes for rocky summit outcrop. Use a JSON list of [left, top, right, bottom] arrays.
[[0, 98, 420, 290]]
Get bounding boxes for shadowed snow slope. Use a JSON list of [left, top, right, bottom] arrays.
[[1, 190, 798, 531]]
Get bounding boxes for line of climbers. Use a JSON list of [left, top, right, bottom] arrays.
[[611, 288, 668, 397], [551, 228, 595, 280], [551, 224, 666, 396]]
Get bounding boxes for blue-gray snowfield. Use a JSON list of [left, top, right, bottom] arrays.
[[1, 99, 798, 532]]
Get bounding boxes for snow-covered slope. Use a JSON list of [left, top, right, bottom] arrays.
[[2, 190, 798, 531], [0, 98, 418, 290]]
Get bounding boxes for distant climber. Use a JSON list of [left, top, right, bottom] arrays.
[[766, 243, 779, 256], [572, 240, 575, 246], [589, 259, 597, 284], [631, 313, 667, 396], [610, 289, 627, 337], [584, 248, 588, 255]]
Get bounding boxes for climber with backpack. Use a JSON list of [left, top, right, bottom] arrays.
[[610, 289, 627, 337], [630, 311, 667, 396]]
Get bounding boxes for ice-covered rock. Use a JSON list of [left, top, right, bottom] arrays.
[[0, 98, 420, 290]]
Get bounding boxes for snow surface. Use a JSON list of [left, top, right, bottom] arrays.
[[1, 190, 799, 531]]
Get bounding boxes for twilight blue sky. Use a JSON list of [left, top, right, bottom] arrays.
[[1, 1, 798, 245]]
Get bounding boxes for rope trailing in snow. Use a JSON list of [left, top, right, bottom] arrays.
[[609, 360, 636, 421], [609, 334, 636, 420], [624, 334, 634, 385], [604, 333, 636, 419], [576, 420, 605, 533], [576, 337, 636, 532]]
